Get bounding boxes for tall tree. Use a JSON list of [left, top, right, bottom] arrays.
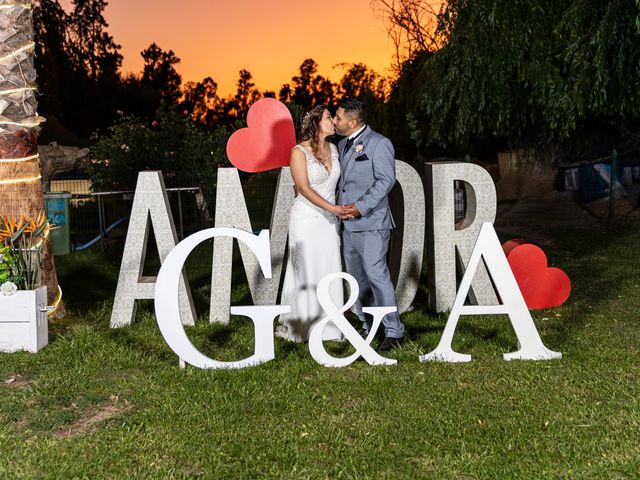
[[0, 0, 63, 313], [278, 83, 293, 104], [338, 63, 386, 100], [338, 63, 390, 138], [33, 0, 73, 126], [69, 0, 122, 82], [180, 77, 221, 126], [141, 43, 182, 104], [371, 0, 443, 66], [34, 0, 124, 141], [223, 69, 261, 120], [289, 59, 336, 108]]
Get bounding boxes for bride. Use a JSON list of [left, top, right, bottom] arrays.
[[278, 106, 345, 342]]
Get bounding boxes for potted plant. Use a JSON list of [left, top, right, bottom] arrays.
[[0, 213, 53, 352]]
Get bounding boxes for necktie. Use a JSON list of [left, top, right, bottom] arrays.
[[344, 126, 366, 156], [344, 138, 354, 155]]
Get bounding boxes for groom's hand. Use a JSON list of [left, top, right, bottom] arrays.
[[342, 203, 361, 219]]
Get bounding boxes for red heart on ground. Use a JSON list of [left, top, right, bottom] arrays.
[[226, 98, 296, 173], [505, 243, 571, 309], [502, 238, 525, 257]]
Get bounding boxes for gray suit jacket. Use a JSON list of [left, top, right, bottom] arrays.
[[337, 126, 396, 232]]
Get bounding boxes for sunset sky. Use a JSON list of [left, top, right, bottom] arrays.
[[59, 0, 397, 97]]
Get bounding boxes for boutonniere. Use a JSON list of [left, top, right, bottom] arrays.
[[355, 143, 364, 154]]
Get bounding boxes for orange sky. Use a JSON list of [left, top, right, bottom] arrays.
[[59, 0, 397, 97]]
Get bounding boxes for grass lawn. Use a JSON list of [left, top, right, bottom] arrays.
[[1, 223, 639, 479]]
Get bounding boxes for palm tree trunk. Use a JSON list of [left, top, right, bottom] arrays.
[[0, 0, 64, 316]]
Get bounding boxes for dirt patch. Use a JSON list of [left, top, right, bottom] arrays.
[[2, 375, 34, 389], [8, 399, 36, 434], [10, 415, 30, 433], [496, 163, 558, 202], [55, 398, 131, 439]]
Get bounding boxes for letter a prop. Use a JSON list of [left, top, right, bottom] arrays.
[[420, 222, 561, 362], [111, 171, 196, 328]]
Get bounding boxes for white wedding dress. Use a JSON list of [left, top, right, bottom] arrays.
[[278, 144, 343, 342]]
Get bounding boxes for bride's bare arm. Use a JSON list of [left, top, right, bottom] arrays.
[[290, 148, 342, 216]]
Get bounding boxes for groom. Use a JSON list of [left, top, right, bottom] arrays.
[[333, 99, 405, 352]]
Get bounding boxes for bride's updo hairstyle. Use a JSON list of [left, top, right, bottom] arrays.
[[299, 105, 326, 158]]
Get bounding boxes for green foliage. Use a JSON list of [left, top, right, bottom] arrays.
[[87, 104, 228, 207], [0, 215, 52, 290], [0, 245, 15, 283], [401, 0, 640, 156]]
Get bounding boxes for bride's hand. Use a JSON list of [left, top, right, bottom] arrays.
[[330, 205, 343, 217]]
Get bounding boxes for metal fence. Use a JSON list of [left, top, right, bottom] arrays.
[[50, 173, 210, 250]]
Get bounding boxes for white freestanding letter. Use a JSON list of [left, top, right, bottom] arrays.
[[210, 168, 294, 324], [420, 222, 562, 363], [425, 162, 498, 312], [111, 171, 196, 328], [392, 160, 426, 313], [155, 228, 290, 369]]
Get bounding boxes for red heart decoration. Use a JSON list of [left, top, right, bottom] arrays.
[[504, 243, 571, 309], [226, 98, 296, 173], [502, 238, 525, 257]]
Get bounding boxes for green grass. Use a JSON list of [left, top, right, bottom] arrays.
[[1, 225, 639, 479]]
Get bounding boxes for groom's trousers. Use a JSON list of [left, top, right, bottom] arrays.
[[342, 229, 405, 339]]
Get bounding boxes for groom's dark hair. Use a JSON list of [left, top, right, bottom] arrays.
[[339, 98, 366, 125]]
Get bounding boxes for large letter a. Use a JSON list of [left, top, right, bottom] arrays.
[[420, 222, 561, 362]]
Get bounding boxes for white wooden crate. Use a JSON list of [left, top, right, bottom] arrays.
[[0, 286, 48, 353]]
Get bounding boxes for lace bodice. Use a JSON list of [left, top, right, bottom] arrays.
[[293, 144, 340, 216]]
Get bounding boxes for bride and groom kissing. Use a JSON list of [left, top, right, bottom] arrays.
[[277, 99, 405, 352]]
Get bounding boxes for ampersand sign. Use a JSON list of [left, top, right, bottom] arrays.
[[308, 273, 397, 367]]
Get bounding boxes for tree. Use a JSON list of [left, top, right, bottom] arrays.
[[338, 63, 387, 100], [141, 43, 182, 104], [288, 59, 336, 108], [33, 0, 74, 127], [68, 0, 122, 82], [180, 77, 221, 126], [278, 83, 293, 104], [0, 0, 64, 313], [338, 63, 390, 137], [34, 0, 126, 141], [221, 69, 261, 121], [371, 0, 443, 66], [395, 0, 640, 157]]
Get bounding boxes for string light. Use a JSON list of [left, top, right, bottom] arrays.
[[0, 5, 31, 10], [41, 285, 63, 316], [0, 118, 42, 128], [0, 42, 35, 64], [0, 175, 41, 185], [0, 153, 39, 163], [0, 87, 36, 96]]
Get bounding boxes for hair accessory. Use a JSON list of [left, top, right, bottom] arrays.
[[301, 111, 313, 130]]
